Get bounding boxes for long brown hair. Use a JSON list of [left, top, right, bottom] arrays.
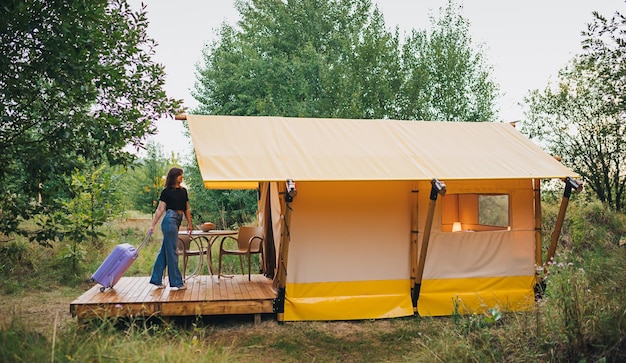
[[164, 167, 183, 188]]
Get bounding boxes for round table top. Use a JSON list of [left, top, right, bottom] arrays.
[[178, 229, 237, 236]]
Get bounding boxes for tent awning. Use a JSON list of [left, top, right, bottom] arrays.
[[186, 115, 578, 189]]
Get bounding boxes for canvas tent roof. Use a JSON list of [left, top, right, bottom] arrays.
[[186, 115, 578, 189]]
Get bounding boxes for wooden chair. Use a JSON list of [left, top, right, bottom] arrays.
[[217, 226, 264, 280], [176, 234, 209, 280]]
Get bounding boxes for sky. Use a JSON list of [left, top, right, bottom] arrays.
[[127, 0, 626, 157]]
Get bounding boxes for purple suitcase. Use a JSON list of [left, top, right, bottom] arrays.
[[91, 232, 151, 292]]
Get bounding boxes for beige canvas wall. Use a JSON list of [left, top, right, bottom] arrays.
[[286, 180, 413, 283], [269, 178, 537, 284]]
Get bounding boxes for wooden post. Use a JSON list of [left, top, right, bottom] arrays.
[[274, 180, 296, 323], [533, 179, 542, 284], [414, 179, 445, 307], [410, 183, 419, 311], [545, 177, 582, 271]]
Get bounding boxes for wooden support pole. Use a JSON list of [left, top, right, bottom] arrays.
[[545, 177, 582, 270], [274, 180, 296, 323], [545, 195, 569, 268], [410, 184, 419, 311], [533, 179, 542, 283], [414, 179, 445, 306], [415, 199, 436, 285], [175, 114, 187, 120]]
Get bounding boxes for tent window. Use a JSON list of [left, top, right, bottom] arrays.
[[478, 195, 509, 227], [441, 194, 510, 232]]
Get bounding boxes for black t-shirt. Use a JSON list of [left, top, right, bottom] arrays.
[[159, 187, 189, 211]]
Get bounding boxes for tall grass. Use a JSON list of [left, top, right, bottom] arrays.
[[1, 203, 625, 362]]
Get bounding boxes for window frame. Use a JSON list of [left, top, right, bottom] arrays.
[[441, 193, 511, 232]]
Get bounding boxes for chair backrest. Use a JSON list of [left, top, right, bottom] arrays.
[[237, 226, 263, 252]]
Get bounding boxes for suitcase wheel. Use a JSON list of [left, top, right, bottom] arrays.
[[100, 286, 106, 292]]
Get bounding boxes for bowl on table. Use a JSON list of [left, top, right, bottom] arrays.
[[198, 222, 216, 232]]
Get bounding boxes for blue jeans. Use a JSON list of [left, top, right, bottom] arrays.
[[150, 210, 184, 287]]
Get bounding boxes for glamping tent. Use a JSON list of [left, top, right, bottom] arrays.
[[184, 115, 579, 321]]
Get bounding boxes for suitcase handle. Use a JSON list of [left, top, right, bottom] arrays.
[[136, 231, 153, 253]]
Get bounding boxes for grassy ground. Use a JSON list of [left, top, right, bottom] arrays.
[[1, 204, 625, 362]]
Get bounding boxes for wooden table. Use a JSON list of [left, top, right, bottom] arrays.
[[178, 230, 237, 278]]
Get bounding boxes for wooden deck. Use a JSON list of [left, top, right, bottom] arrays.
[[70, 274, 277, 324]]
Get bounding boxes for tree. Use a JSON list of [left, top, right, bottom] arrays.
[[0, 0, 182, 237], [193, 0, 401, 119], [120, 141, 170, 214], [32, 161, 124, 270], [397, 0, 499, 122], [522, 10, 626, 211], [193, 0, 498, 121]]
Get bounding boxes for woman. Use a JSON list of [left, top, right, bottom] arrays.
[[148, 167, 193, 290]]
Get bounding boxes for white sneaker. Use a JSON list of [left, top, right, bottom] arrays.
[[171, 285, 186, 291]]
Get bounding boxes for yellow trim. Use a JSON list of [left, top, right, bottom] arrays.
[[417, 276, 535, 316], [284, 280, 414, 321], [203, 181, 259, 189]]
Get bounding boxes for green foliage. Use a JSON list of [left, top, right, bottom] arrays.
[[398, 0, 499, 122], [542, 198, 625, 254], [0, 239, 30, 277], [453, 302, 503, 335], [538, 247, 626, 363], [0, 0, 183, 236], [28, 162, 124, 271], [193, 0, 497, 122], [542, 255, 589, 360], [194, 0, 401, 119], [0, 316, 239, 363], [119, 141, 176, 214], [184, 157, 257, 229], [0, 320, 50, 362], [535, 196, 626, 362], [522, 9, 626, 211]]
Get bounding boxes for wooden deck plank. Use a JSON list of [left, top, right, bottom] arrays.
[[138, 277, 157, 301], [126, 277, 152, 302], [237, 279, 249, 299], [242, 277, 257, 299], [226, 277, 238, 300], [246, 281, 260, 299], [245, 277, 264, 300], [215, 277, 228, 300], [185, 277, 200, 300], [237, 277, 249, 300], [219, 277, 230, 300], [209, 277, 219, 300], [201, 275, 212, 301], [198, 275, 212, 301], [231, 276, 244, 300], [70, 274, 276, 322]]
